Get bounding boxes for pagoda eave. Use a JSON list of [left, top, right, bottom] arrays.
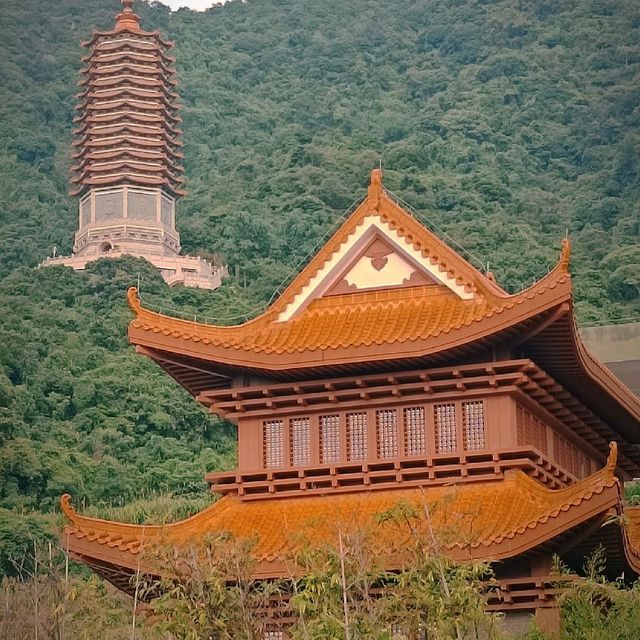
[[59, 450, 640, 589]]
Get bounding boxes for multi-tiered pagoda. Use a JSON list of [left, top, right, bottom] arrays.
[[43, 0, 224, 289], [61, 170, 640, 636]]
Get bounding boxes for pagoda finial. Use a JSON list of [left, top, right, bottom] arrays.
[[116, 0, 140, 31], [368, 168, 384, 210]]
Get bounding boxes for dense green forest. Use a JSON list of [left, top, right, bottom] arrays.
[[1, 0, 640, 577]]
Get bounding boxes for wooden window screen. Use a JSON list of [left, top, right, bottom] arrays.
[[516, 404, 548, 454], [462, 401, 485, 451], [347, 412, 368, 461], [376, 409, 398, 458], [403, 406, 426, 456], [290, 417, 311, 466], [320, 414, 341, 463], [263, 420, 284, 468], [434, 403, 456, 453], [553, 431, 589, 478]]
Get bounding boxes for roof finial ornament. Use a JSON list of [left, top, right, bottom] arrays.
[[368, 168, 383, 211], [60, 494, 79, 521], [606, 441, 618, 478], [560, 237, 571, 273]]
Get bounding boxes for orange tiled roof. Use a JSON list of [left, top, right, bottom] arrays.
[[61, 444, 638, 578], [129, 273, 569, 354], [127, 171, 573, 367], [129, 273, 569, 359]]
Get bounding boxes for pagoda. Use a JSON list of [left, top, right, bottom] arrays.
[[43, 0, 224, 289], [61, 170, 640, 635]]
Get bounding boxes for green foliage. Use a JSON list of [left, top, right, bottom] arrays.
[[290, 499, 502, 639], [0, 509, 58, 578], [557, 549, 640, 639], [0, 259, 236, 521], [0, 0, 639, 320], [0, 544, 154, 640], [146, 533, 282, 640]]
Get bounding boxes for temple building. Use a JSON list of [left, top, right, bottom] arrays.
[[43, 0, 224, 289], [61, 170, 640, 635]]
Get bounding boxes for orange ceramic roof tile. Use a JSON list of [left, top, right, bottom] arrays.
[[61, 444, 631, 578], [126, 169, 574, 369], [128, 270, 570, 358]]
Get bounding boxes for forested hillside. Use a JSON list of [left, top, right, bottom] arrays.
[[1, 0, 640, 566]]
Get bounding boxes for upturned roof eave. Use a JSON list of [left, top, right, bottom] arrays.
[[60, 445, 637, 584], [126, 261, 573, 372]]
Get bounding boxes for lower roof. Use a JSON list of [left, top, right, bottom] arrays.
[[61, 443, 640, 584]]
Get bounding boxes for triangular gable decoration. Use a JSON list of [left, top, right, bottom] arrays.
[[276, 169, 475, 323]]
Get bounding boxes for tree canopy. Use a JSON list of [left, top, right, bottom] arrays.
[[0, 0, 639, 558]]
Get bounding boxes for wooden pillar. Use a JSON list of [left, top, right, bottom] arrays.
[[531, 554, 561, 637]]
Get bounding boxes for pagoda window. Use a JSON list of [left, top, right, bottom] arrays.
[[80, 196, 92, 226], [160, 194, 173, 226], [347, 412, 368, 461], [434, 403, 457, 454], [290, 417, 311, 466], [376, 409, 399, 459], [404, 406, 426, 456], [128, 190, 156, 220], [320, 414, 341, 464], [263, 419, 285, 469], [462, 401, 486, 451], [95, 190, 123, 220]]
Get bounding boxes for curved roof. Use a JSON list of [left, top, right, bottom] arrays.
[[126, 170, 640, 462], [128, 171, 572, 368], [60, 443, 640, 584]]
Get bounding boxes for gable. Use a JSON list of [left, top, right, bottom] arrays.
[[326, 235, 438, 295], [277, 213, 475, 322]]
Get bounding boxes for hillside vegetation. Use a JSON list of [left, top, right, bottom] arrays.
[[1, 0, 640, 572]]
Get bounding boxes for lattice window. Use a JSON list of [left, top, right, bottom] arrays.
[[320, 414, 341, 464], [347, 412, 368, 461], [434, 403, 457, 453], [376, 409, 398, 458], [552, 431, 590, 478], [290, 417, 311, 466], [404, 406, 426, 456], [263, 420, 284, 468], [462, 401, 485, 451]]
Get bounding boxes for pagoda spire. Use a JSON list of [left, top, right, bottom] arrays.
[[115, 0, 141, 32], [40, 0, 225, 290]]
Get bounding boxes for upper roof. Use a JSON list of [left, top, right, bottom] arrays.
[[60, 443, 640, 586], [127, 169, 640, 460], [128, 169, 573, 372]]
